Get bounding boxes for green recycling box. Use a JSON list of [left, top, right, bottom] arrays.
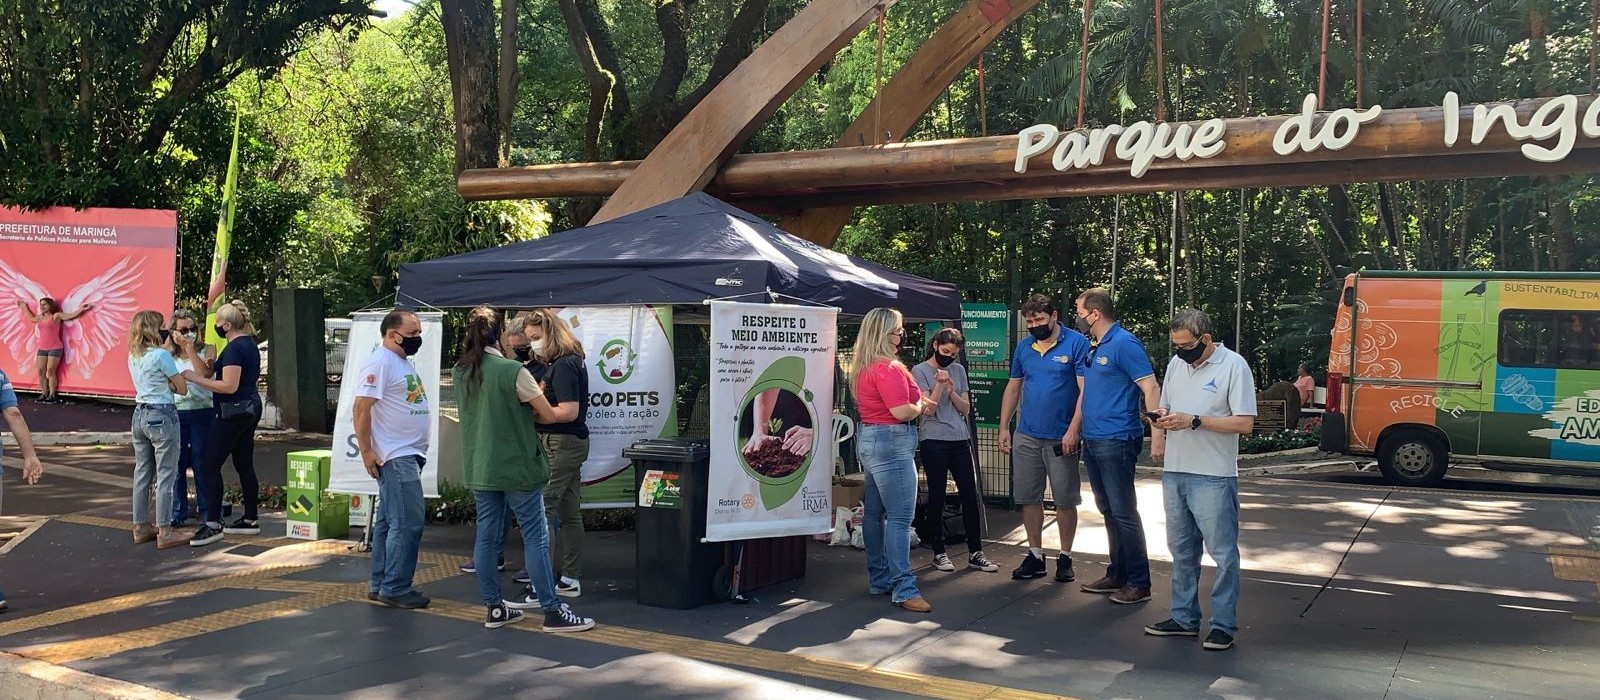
[[286, 450, 350, 541]]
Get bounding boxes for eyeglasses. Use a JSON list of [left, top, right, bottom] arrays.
[[174, 327, 196, 334], [1173, 340, 1202, 352]]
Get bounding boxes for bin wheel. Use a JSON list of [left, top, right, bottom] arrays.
[[712, 564, 735, 602]]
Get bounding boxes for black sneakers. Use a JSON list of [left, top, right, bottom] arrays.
[[485, 603, 525, 629], [459, 559, 506, 575], [190, 524, 224, 547], [1011, 552, 1047, 579], [223, 517, 260, 535], [513, 569, 531, 585], [1144, 619, 1199, 637], [1054, 554, 1076, 582], [1204, 629, 1235, 650], [967, 551, 999, 572], [543, 603, 595, 633], [504, 586, 543, 611], [379, 591, 431, 610]]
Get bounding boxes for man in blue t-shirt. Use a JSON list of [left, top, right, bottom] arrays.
[[1074, 287, 1162, 605], [0, 368, 45, 612], [998, 294, 1091, 583]]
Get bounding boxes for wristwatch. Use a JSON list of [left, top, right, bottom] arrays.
[[1190, 415, 1202, 431]]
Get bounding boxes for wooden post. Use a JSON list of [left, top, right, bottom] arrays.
[[778, 0, 1040, 245], [588, 0, 893, 224]]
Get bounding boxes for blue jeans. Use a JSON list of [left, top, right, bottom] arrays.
[[172, 408, 215, 524], [370, 455, 427, 598], [131, 404, 180, 526], [1163, 472, 1241, 635], [859, 423, 921, 603], [473, 489, 560, 610], [1083, 437, 1150, 588]]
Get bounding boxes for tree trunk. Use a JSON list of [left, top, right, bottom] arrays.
[[441, 0, 500, 173], [497, 0, 517, 166]]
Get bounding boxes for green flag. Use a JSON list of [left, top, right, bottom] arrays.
[[205, 109, 241, 353]]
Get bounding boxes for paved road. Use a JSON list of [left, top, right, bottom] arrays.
[[3, 445, 1600, 699]]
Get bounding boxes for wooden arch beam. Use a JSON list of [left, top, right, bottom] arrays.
[[777, 0, 1042, 246], [588, 0, 894, 224]]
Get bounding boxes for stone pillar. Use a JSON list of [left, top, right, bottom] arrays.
[[270, 289, 329, 433]]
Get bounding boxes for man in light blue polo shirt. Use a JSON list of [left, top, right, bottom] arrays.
[[998, 294, 1090, 582], [0, 368, 45, 612], [1145, 309, 1255, 651], [1074, 287, 1161, 605]]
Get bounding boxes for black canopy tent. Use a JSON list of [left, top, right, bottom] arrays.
[[396, 193, 959, 322]]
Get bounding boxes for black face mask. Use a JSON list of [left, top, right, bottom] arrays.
[[159, 329, 171, 344], [214, 324, 228, 338], [1176, 341, 1207, 364], [399, 335, 423, 357], [514, 347, 531, 362], [1027, 324, 1054, 341], [934, 354, 956, 368], [1075, 316, 1093, 335]]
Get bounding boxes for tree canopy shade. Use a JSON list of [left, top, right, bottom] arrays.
[[396, 193, 961, 321]]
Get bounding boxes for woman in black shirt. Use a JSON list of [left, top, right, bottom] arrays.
[[518, 310, 589, 598], [179, 300, 263, 547]]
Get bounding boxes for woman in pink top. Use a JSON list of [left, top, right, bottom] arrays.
[[851, 307, 936, 614], [17, 297, 94, 404], [1294, 363, 1316, 406]]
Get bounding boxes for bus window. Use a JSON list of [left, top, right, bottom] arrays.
[[1500, 310, 1600, 370]]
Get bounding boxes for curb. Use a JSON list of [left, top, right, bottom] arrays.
[[1239, 446, 1320, 461], [0, 651, 191, 700], [2, 433, 131, 447], [1136, 458, 1357, 478]]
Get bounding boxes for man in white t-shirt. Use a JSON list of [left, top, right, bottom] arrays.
[[355, 309, 432, 610], [1145, 309, 1256, 652]]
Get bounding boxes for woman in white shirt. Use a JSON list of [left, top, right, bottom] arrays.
[[127, 310, 187, 549]]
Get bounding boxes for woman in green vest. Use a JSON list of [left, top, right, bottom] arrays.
[[454, 306, 595, 633]]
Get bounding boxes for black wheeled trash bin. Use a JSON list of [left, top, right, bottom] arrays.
[[624, 438, 719, 609]]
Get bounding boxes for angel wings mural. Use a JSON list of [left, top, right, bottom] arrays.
[[0, 257, 144, 378]]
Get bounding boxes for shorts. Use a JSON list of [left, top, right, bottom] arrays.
[[1012, 432, 1082, 507], [37, 349, 63, 359]]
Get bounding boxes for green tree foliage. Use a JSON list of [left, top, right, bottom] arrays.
[[0, 0, 377, 207]]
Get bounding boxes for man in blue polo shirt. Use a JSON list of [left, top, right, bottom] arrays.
[[1074, 287, 1162, 605], [998, 294, 1090, 582]]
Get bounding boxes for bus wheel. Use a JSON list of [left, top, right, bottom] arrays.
[[1377, 430, 1448, 486]]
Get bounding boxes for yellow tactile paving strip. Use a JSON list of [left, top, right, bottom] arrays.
[[4, 514, 1081, 700]]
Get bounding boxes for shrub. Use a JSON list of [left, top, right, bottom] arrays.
[[1240, 428, 1319, 455]]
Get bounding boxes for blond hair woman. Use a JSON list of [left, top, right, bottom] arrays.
[[518, 309, 589, 597], [126, 310, 188, 548], [850, 307, 935, 613], [179, 300, 263, 547]]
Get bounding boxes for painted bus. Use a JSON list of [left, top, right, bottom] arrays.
[[1320, 271, 1600, 485]]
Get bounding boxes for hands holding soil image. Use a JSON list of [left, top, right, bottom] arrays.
[[740, 388, 814, 478]]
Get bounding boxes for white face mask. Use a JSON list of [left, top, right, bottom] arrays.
[[530, 339, 546, 357]]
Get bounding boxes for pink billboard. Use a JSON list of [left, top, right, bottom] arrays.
[[0, 207, 178, 398]]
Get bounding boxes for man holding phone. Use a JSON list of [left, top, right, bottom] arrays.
[[998, 294, 1090, 582], [1075, 287, 1162, 605], [1145, 309, 1255, 651]]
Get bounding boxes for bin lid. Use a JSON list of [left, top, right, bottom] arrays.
[[622, 437, 709, 461]]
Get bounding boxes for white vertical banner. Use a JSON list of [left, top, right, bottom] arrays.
[[707, 301, 837, 542], [329, 311, 444, 497], [555, 305, 676, 508]]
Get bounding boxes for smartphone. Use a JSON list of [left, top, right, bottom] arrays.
[[1143, 411, 1163, 421], [1051, 444, 1064, 456]]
